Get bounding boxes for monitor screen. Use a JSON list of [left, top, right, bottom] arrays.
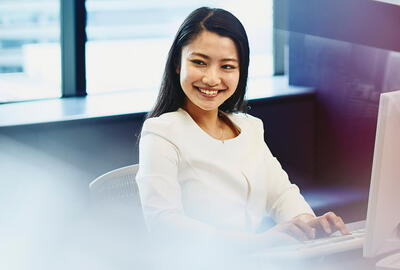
[[364, 90, 400, 258]]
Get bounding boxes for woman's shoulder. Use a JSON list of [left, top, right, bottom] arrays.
[[142, 109, 189, 135], [229, 111, 264, 131]]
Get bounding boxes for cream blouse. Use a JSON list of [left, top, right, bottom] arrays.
[[136, 108, 314, 236]]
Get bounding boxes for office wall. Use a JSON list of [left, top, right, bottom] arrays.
[[249, 94, 315, 188], [284, 0, 400, 52], [286, 0, 400, 187]]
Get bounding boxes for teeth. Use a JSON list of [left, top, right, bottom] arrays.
[[198, 88, 218, 95]]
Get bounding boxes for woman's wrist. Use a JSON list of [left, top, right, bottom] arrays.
[[293, 213, 315, 223]]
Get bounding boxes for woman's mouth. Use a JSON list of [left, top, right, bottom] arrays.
[[196, 87, 222, 97]]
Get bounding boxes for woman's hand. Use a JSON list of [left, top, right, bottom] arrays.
[[258, 218, 315, 248], [268, 217, 316, 242], [262, 212, 350, 246], [302, 212, 350, 238], [292, 212, 350, 239]]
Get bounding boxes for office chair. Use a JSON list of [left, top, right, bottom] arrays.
[[89, 164, 146, 230], [89, 165, 151, 264], [89, 164, 140, 205]]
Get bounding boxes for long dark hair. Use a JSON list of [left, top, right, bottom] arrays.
[[146, 7, 250, 119]]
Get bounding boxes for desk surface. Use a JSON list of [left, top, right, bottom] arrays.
[[242, 249, 378, 270]]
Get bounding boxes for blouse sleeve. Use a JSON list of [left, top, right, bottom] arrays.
[[252, 118, 315, 223]]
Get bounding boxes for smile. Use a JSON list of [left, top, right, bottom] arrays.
[[196, 87, 223, 97]]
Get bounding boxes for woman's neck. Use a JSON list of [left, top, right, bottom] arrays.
[[182, 103, 220, 132], [182, 102, 240, 141]]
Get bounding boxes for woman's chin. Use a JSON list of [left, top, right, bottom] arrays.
[[197, 103, 221, 112], [187, 103, 220, 113]]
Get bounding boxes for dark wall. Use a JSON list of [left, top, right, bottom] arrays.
[[286, 0, 400, 188], [282, 0, 400, 53], [248, 94, 316, 188]]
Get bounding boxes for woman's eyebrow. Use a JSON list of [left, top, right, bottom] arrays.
[[221, 58, 238, 62], [190, 52, 210, 59], [191, 52, 238, 62]]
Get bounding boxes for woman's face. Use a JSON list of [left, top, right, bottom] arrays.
[[177, 30, 240, 113]]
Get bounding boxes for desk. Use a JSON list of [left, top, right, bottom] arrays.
[[242, 249, 377, 270], [316, 249, 377, 270]]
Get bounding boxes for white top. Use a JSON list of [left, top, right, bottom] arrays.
[[136, 108, 314, 236]]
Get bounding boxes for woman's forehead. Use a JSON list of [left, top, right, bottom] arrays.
[[182, 30, 239, 60]]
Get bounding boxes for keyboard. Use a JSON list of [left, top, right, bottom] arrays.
[[254, 227, 365, 259]]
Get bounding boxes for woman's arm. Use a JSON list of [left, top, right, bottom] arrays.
[[262, 142, 315, 223], [253, 117, 348, 239]]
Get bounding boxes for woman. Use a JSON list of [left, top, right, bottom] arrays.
[[136, 7, 349, 254]]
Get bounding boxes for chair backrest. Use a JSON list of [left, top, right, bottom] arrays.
[[89, 164, 148, 238], [89, 164, 141, 207]]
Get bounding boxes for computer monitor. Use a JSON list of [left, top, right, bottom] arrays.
[[364, 90, 400, 258]]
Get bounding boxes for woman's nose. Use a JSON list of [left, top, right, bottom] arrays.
[[202, 68, 221, 86]]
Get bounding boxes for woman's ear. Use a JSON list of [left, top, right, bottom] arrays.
[[176, 64, 180, 74]]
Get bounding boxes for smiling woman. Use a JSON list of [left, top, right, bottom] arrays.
[[177, 30, 241, 141], [179, 31, 240, 113], [136, 7, 349, 265], [147, 7, 250, 119]]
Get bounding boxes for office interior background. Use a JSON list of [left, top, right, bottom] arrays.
[[1, 0, 400, 269]]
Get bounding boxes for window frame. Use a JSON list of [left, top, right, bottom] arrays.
[[60, 0, 87, 97], [273, 0, 288, 76]]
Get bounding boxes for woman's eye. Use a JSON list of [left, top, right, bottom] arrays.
[[191, 60, 205, 65], [222, 65, 236, 70]]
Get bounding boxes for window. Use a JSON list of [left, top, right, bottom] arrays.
[[85, 0, 273, 95], [0, 0, 274, 103], [0, 0, 61, 103]]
